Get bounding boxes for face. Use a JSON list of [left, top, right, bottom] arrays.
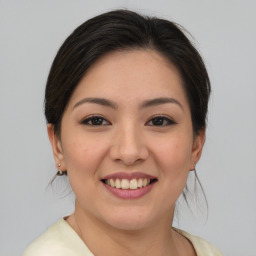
[[48, 50, 204, 231]]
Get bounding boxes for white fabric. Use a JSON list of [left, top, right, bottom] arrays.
[[23, 219, 223, 256], [174, 228, 224, 256]]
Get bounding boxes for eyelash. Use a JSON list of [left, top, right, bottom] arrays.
[[80, 115, 177, 127], [146, 115, 177, 126], [80, 115, 110, 126]]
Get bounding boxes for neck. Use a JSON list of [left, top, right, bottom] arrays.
[[67, 202, 181, 256]]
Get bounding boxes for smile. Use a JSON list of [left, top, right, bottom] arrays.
[[103, 178, 157, 190], [101, 173, 158, 199]]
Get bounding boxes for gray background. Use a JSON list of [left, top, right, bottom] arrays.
[[1, 0, 255, 255]]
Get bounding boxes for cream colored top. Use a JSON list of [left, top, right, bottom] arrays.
[[23, 219, 223, 256]]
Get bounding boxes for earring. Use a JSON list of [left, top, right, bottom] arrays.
[[57, 170, 63, 176], [56, 163, 67, 176], [56, 170, 67, 176], [191, 161, 196, 171]]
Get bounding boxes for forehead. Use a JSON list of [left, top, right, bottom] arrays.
[[68, 49, 189, 110]]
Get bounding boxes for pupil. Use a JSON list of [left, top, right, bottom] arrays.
[[153, 117, 163, 125], [92, 117, 103, 125]]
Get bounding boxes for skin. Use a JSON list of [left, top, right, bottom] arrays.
[[48, 49, 205, 256]]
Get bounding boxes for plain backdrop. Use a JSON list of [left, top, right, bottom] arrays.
[[0, 1, 255, 255]]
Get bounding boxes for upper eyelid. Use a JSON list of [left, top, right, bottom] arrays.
[[80, 115, 111, 125], [80, 114, 107, 120], [146, 114, 175, 122]]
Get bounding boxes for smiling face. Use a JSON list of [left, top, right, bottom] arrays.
[[48, 49, 205, 231]]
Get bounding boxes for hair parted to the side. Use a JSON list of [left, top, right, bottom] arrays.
[[45, 9, 210, 210]]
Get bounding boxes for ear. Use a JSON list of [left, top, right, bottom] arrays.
[[190, 128, 205, 171], [47, 124, 66, 171]]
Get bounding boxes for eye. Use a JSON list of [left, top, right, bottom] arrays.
[[80, 115, 111, 126], [146, 116, 176, 126]]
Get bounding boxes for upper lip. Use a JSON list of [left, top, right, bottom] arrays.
[[101, 172, 157, 181]]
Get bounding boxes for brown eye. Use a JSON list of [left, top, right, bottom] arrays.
[[81, 116, 110, 126], [146, 116, 176, 126]]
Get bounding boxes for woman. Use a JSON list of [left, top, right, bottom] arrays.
[[24, 9, 223, 256]]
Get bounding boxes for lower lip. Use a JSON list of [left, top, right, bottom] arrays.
[[103, 182, 155, 199]]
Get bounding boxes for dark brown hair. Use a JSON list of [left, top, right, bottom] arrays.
[[44, 9, 211, 137]]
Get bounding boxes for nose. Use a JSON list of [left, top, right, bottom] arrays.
[[109, 123, 149, 166]]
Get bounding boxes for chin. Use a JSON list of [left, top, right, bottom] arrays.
[[100, 207, 158, 231], [108, 218, 150, 231]]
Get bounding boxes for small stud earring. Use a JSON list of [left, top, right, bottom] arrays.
[[58, 163, 61, 167]]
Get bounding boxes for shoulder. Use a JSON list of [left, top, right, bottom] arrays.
[[23, 219, 93, 256], [174, 228, 224, 256]]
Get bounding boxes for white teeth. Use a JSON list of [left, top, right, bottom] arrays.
[[105, 178, 152, 189], [130, 179, 138, 189], [121, 179, 130, 189], [110, 178, 115, 187], [115, 179, 121, 188], [143, 178, 148, 187], [137, 178, 143, 188]]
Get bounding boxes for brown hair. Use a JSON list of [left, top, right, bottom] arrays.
[[44, 9, 211, 137]]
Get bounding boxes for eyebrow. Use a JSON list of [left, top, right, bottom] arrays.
[[140, 97, 184, 111], [73, 98, 118, 109], [73, 97, 184, 111]]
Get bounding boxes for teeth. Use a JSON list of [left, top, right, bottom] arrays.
[[121, 179, 130, 189], [137, 178, 143, 188], [130, 179, 137, 189], [143, 178, 148, 187], [105, 178, 152, 190], [115, 179, 121, 188], [110, 178, 115, 187]]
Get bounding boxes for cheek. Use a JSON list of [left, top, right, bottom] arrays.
[[160, 139, 192, 198], [153, 132, 193, 200], [61, 134, 108, 177], [155, 134, 193, 171], [61, 135, 109, 201]]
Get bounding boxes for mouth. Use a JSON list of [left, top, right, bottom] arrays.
[[101, 172, 158, 199], [102, 178, 158, 190]]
